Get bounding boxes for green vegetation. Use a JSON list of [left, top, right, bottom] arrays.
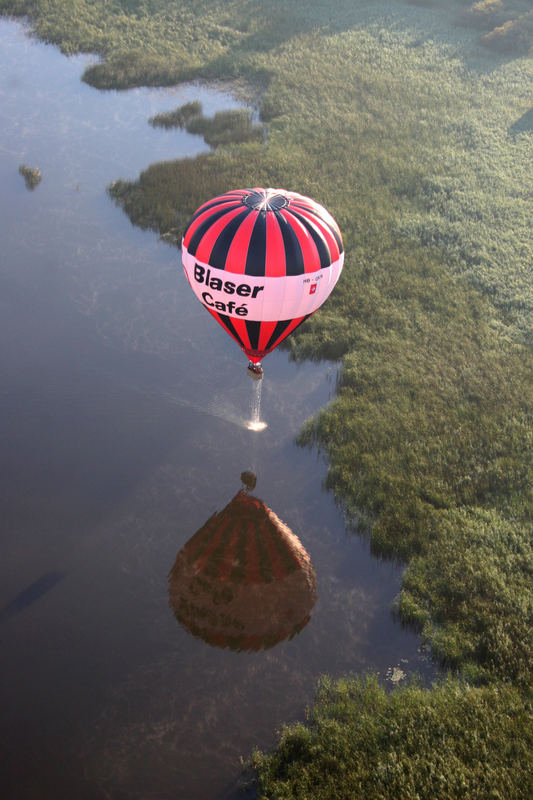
[[148, 99, 202, 129], [398, 508, 532, 685], [3, 0, 531, 795], [18, 163, 41, 189], [249, 676, 533, 799], [149, 101, 263, 146], [185, 108, 263, 147]]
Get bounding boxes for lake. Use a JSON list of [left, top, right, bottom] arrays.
[[0, 18, 434, 799]]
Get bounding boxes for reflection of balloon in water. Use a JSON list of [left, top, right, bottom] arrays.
[[181, 188, 343, 374], [168, 487, 318, 651]]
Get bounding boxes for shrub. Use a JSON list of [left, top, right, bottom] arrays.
[[463, 0, 505, 30], [481, 11, 533, 55], [18, 164, 41, 189]]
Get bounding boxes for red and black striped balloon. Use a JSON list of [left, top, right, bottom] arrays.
[[181, 188, 344, 363]]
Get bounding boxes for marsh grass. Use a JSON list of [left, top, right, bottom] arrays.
[[149, 101, 263, 146], [185, 108, 263, 146], [249, 676, 533, 799], [148, 100, 202, 129]]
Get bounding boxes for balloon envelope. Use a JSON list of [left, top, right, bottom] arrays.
[[181, 188, 343, 363], [168, 490, 318, 651]]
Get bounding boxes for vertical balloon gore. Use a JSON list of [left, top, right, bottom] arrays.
[[181, 188, 344, 364]]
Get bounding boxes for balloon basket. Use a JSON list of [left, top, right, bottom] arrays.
[[247, 362, 264, 380]]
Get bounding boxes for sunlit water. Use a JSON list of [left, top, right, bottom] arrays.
[[0, 18, 436, 800]]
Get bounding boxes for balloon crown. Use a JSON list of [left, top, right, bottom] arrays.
[[243, 188, 289, 212]]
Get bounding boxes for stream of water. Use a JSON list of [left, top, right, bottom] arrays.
[[0, 18, 434, 799]]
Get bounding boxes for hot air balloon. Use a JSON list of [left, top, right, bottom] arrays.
[[168, 477, 318, 652], [181, 188, 343, 378]]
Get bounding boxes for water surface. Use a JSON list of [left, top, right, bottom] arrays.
[[0, 19, 433, 800]]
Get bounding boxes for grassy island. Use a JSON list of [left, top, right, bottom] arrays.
[[3, 1, 531, 797], [18, 163, 41, 189], [149, 101, 264, 147]]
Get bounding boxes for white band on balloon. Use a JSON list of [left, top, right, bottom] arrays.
[[181, 245, 343, 322]]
